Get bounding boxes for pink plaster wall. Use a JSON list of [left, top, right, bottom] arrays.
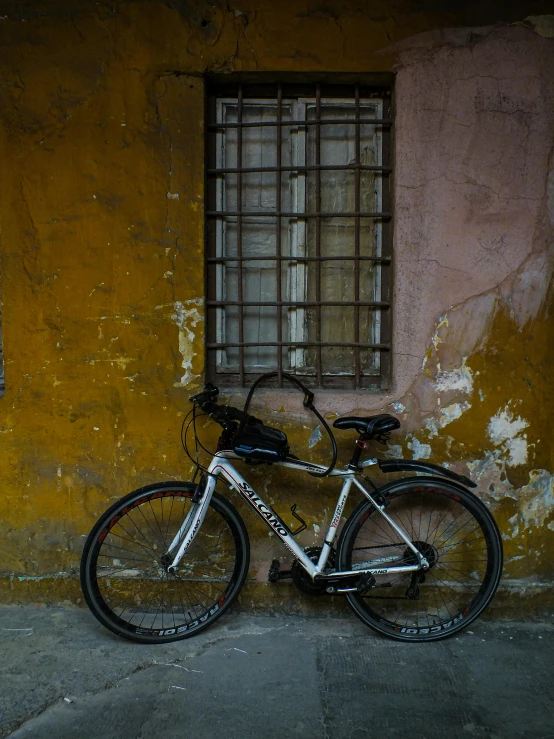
[[393, 25, 554, 409], [244, 25, 554, 422]]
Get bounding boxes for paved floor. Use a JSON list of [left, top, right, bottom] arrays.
[[0, 605, 553, 738]]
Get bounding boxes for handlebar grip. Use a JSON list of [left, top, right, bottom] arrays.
[[189, 383, 219, 404], [189, 383, 259, 426]]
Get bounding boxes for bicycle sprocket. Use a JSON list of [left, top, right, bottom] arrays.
[[291, 546, 336, 596]]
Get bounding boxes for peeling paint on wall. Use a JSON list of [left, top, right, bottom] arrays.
[[487, 407, 529, 467], [439, 402, 471, 429], [171, 299, 204, 387], [390, 402, 405, 413], [520, 471, 554, 529], [469, 458, 554, 533], [435, 361, 473, 395], [308, 425, 322, 448], [407, 436, 431, 460]]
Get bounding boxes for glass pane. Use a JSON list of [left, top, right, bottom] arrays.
[[222, 104, 238, 169], [243, 306, 278, 370], [319, 170, 356, 214], [359, 216, 379, 258], [320, 218, 354, 257]]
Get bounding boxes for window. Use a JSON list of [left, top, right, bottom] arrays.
[[206, 82, 392, 389]]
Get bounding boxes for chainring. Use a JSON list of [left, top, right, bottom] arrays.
[[291, 546, 336, 596]]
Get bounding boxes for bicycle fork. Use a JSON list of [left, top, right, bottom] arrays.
[[164, 475, 216, 574]]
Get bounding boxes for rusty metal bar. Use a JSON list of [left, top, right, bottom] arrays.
[[207, 255, 391, 263], [276, 83, 283, 386], [207, 210, 391, 218], [379, 94, 393, 389], [207, 300, 390, 307], [237, 86, 245, 386], [315, 84, 322, 385], [208, 165, 391, 174], [354, 84, 361, 388], [208, 118, 392, 129], [205, 94, 218, 384], [207, 341, 390, 349]]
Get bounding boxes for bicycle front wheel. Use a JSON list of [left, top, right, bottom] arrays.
[[80, 482, 250, 643], [338, 478, 503, 642]]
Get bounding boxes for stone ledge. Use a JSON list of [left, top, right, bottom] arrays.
[[0, 576, 552, 620]]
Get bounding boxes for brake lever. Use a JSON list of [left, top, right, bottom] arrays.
[[189, 383, 219, 405]]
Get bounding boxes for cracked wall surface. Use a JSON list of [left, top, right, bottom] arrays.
[[0, 1, 553, 610]]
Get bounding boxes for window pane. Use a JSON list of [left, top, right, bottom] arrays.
[[304, 101, 383, 377]]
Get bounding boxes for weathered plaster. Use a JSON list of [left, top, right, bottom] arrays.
[[0, 3, 553, 609], [434, 361, 474, 395], [487, 407, 529, 467], [406, 436, 431, 460], [171, 298, 204, 386]]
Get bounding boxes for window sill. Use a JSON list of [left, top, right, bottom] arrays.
[[217, 386, 399, 417]]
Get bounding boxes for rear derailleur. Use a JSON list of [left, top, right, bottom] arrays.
[[404, 541, 438, 600]]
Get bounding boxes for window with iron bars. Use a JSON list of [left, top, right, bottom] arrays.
[[206, 82, 392, 389]]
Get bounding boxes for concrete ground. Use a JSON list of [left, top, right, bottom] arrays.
[[0, 606, 553, 739]]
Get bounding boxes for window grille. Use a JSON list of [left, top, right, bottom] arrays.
[[206, 82, 392, 389]]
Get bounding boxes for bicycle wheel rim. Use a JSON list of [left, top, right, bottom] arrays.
[[81, 485, 249, 643], [339, 480, 503, 641]]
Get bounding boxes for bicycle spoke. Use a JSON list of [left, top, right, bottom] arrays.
[[341, 482, 501, 640], [83, 487, 247, 641]]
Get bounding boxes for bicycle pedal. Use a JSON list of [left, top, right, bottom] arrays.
[[268, 559, 292, 582], [268, 559, 280, 582]]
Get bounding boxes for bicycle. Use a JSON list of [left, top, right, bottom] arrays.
[[80, 376, 503, 644]]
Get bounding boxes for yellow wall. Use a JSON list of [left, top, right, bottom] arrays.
[[0, 1, 553, 612]]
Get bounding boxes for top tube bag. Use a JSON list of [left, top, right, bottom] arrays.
[[232, 418, 290, 464]]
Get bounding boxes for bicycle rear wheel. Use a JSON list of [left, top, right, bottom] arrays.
[[80, 482, 249, 643], [338, 478, 502, 642]]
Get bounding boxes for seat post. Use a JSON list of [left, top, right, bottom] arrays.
[[347, 437, 370, 469]]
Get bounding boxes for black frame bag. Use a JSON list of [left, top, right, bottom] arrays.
[[233, 419, 290, 463]]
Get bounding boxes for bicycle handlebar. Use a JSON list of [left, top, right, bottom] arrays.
[[189, 385, 258, 427]]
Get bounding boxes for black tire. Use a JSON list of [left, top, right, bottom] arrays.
[[338, 477, 503, 642], [80, 482, 250, 643]]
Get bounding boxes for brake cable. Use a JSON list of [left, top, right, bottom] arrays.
[[181, 406, 212, 477]]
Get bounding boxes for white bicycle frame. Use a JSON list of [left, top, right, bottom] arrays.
[[167, 451, 428, 580]]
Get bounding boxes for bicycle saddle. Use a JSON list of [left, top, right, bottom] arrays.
[[333, 414, 400, 436]]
